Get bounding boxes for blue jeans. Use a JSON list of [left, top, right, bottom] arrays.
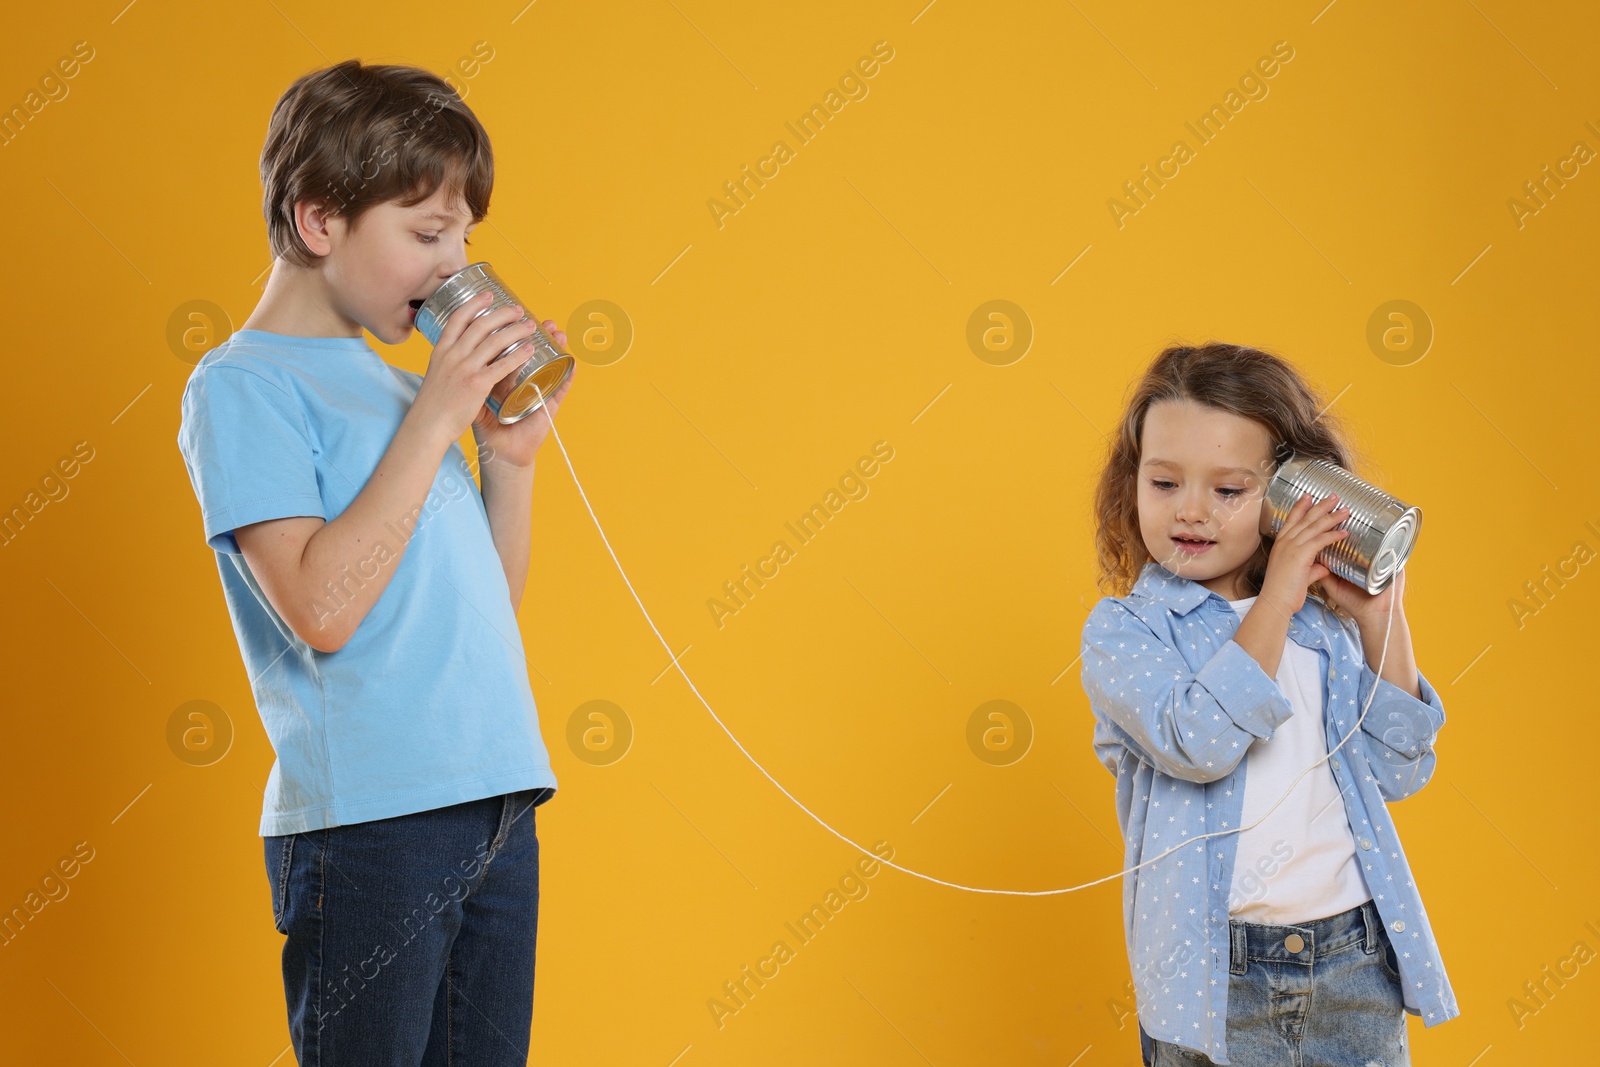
[[264, 788, 551, 1066], [1148, 900, 1409, 1067]]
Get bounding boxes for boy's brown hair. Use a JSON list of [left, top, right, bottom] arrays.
[[1091, 342, 1369, 620], [259, 59, 493, 268]]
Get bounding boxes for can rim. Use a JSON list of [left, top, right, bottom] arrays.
[[419, 261, 500, 323]]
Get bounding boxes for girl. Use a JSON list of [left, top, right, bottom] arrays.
[[1079, 343, 1458, 1065]]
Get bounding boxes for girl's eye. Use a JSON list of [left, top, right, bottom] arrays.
[[1149, 479, 1243, 497]]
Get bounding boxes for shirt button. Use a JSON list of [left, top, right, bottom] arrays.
[[1331, 757, 1341, 771], [1284, 934, 1305, 953], [1392, 920, 1406, 933], [1360, 837, 1373, 850]]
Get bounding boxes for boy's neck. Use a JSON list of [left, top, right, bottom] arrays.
[[241, 260, 362, 339]]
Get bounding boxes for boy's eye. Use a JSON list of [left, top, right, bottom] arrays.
[[416, 233, 472, 245]]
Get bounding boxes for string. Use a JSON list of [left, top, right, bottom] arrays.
[[528, 386, 1398, 896]]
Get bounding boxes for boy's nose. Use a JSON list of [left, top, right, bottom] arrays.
[[440, 243, 474, 275]]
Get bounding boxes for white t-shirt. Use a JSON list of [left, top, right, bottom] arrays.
[[1226, 595, 1371, 923]]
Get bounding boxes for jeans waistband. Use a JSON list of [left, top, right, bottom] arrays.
[[1228, 899, 1380, 974]]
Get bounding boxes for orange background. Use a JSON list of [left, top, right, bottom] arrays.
[[1, 1, 1594, 1063]]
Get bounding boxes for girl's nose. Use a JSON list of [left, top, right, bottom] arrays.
[[1176, 490, 1207, 518]]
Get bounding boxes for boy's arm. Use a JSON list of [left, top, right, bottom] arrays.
[[235, 407, 455, 654], [228, 297, 540, 653], [478, 456, 536, 610]]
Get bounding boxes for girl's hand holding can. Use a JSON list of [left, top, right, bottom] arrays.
[[1259, 491, 1352, 616], [1320, 563, 1406, 625]]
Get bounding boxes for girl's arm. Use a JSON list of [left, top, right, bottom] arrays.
[[1346, 607, 1445, 802], [1321, 570, 1442, 800], [1354, 669, 1444, 802], [1080, 599, 1293, 784], [1356, 606, 1421, 699]]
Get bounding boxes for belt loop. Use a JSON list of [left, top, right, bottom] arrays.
[[1360, 900, 1380, 955], [1229, 921, 1248, 975]]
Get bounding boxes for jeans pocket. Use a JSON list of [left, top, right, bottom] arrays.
[[1151, 1038, 1212, 1066], [264, 833, 296, 935], [1377, 927, 1403, 985]]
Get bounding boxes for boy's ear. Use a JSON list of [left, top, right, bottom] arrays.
[[293, 198, 339, 259]]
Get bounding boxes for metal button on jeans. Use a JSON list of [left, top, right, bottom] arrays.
[[1284, 933, 1305, 953]]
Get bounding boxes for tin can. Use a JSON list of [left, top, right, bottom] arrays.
[[1260, 453, 1422, 594], [414, 262, 574, 424]]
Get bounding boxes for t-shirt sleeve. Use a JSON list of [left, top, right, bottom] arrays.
[[177, 365, 327, 555]]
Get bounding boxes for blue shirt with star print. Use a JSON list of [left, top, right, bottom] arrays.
[[1080, 561, 1459, 1064]]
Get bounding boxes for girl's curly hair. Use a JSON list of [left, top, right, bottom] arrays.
[[1091, 341, 1370, 622]]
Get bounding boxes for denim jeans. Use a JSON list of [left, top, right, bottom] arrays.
[[264, 788, 551, 1066], [1148, 900, 1409, 1067]]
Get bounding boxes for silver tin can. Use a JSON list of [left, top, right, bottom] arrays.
[[414, 262, 574, 424], [1260, 453, 1422, 594]]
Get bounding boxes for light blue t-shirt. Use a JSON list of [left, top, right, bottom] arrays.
[[176, 329, 557, 836]]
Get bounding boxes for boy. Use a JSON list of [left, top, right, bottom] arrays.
[[176, 59, 575, 1064]]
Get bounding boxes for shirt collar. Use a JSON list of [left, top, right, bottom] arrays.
[[1128, 561, 1339, 649], [226, 329, 377, 353], [1128, 561, 1229, 616]]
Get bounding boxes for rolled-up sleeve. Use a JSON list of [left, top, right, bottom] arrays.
[[1357, 663, 1445, 801], [1081, 600, 1292, 783]]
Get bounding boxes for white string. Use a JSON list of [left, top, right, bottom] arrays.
[[531, 389, 1397, 896]]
